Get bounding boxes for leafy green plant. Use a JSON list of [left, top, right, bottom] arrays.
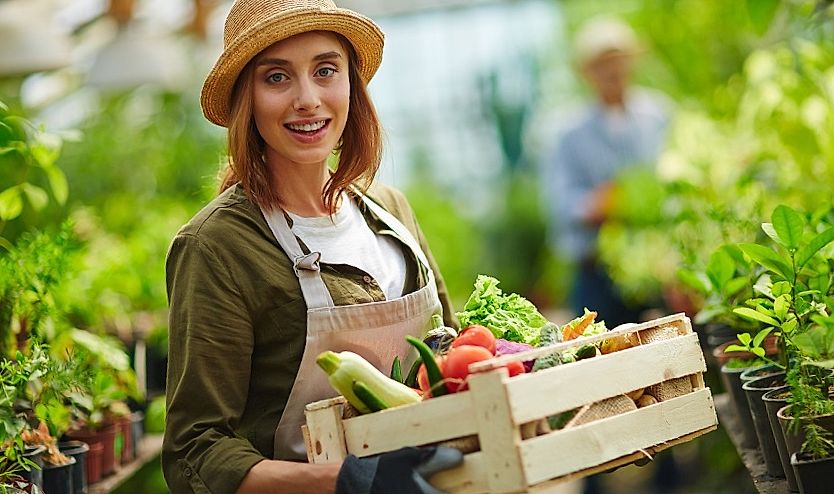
[[0, 341, 82, 480], [0, 223, 79, 357], [729, 204, 834, 458], [679, 244, 757, 330], [65, 329, 140, 429], [0, 100, 70, 246]]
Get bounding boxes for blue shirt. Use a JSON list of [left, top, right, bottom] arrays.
[[541, 89, 670, 262]]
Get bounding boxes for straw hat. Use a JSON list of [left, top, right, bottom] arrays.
[[201, 0, 384, 127], [573, 16, 640, 65]]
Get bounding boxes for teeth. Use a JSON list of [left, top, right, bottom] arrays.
[[288, 121, 326, 132]]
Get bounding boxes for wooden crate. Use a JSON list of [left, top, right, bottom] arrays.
[[304, 313, 718, 493]]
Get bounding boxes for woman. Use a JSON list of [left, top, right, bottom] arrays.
[[163, 1, 461, 493]]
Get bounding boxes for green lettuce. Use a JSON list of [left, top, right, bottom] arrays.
[[455, 275, 549, 345]]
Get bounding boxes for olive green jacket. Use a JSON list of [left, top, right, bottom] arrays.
[[162, 183, 455, 494]]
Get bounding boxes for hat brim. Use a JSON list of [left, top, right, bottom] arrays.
[[201, 7, 384, 127]]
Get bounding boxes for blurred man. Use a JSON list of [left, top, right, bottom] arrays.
[[540, 16, 676, 494], [541, 16, 671, 328]]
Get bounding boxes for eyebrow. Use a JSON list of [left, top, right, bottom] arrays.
[[256, 51, 343, 68]]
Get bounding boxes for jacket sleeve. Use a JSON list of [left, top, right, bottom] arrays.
[[163, 233, 264, 494]]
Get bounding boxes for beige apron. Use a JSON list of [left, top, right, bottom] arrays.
[[263, 192, 442, 460]]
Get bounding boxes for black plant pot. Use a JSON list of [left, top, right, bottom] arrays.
[[20, 444, 46, 488], [130, 411, 145, 459], [743, 372, 787, 478], [720, 362, 762, 449], [777, 401, 834, 467], [741, 363, 784, 383], [59, 440, 90, 494], [763, 385, 797, 491], [43, 456, 76, 494], [791, 451, 834, 494]]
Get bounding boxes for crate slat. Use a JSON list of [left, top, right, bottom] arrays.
[[303, 400, 348, 463], [507, 332, 705, 423], [343, 390, 475, 457], [467, 369, 526, 493], [470, 313, 691, 372], [525, 426, 717, 492], [521, 388, 717, 484]]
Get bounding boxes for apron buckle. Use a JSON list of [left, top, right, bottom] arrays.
[[293, 252, 322, 276]]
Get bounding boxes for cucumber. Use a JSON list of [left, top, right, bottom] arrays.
[[352, 380, 389, 412]]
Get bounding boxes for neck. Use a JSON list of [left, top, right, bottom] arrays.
[[266, 154, 332, 217]]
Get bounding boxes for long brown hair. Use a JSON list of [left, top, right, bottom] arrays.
[[219, 33, 382, 214]]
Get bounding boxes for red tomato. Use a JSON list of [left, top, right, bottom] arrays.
[[505, 361, 526, 377], [417, 356, 446, 398], [417, 363, 429, 393], [451, 325, 497, 355], [443, 345, 494, 393]]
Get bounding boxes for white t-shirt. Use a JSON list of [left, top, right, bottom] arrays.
[[286, 196, 408, 300]]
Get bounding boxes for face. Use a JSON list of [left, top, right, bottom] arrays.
[[251, 31, 351, 171], [582, 51, 632, 107]]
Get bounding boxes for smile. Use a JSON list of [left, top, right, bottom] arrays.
[[285, 120, 328, 133]]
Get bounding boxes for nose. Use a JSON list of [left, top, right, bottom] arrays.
[[293, 77, 321, 112]]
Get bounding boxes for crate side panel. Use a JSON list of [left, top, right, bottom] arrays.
[[430, 451, 489, 494], [343, 391, 476, 457], [526, 426, 717, 492], [508, 333, 705, 423], [521, 389, 717, 484]]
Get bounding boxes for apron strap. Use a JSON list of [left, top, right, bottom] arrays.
[[357, 192, 433, 279], [261, 189, 434, 310], [262, 209, 336, 309]]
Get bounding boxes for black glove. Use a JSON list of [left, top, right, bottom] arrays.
[[335, 446, 463, 494]]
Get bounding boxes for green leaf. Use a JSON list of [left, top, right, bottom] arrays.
[[20, 183, 48, 211], [772, 281, 792, 297], [746, 0, 781, 35], [753, 328, 772, 348], [762, 223, 781, 245], [724, 344, 749, 353], [707, 248, 736, 289], [752, 347, 766, 358], [734, 307, 780, 327], [774, 294, 789, 320], [725, 277, 750, 297], [0, 186, 23, 220], [29, 132, 61, 168], [739, 243, 793, 280], [756, 304, 777, 318], [781, 318, 798, 334], [796, 226, 834, 271], [45, 166, 69, 205], [721, 244, 748, 267], [738, 332, 753, 346], [677, 268, 709, 294], [771, 205, 805, 249], [792, 327, 834, 359]]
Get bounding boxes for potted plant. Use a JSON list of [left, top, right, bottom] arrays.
[[0, 352, 43, 491], [64, 329, 141, 479], [779, 323, 834, 493], [681, 243, 774, 448], [727, 204, 834, 488]]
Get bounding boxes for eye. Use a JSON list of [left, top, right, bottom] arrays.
[[267, 72, 287, 83], [316, 67, 336, 77]]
